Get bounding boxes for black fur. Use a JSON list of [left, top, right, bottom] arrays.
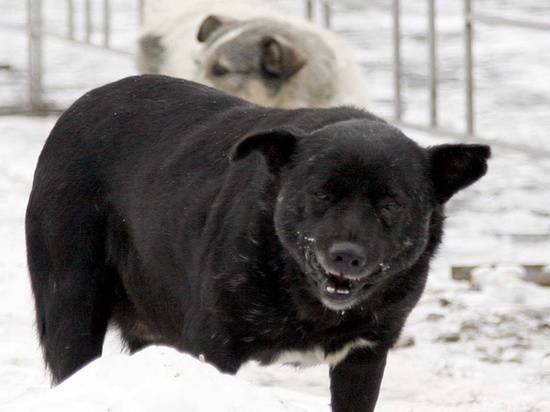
[[26, 75, 490, 411]]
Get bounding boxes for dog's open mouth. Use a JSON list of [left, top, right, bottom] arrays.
[[309, 255, 375, 302], [322, 271, 362, 296]]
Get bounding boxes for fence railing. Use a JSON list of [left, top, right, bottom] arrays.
[[384, 0, 549, 157], [306, 0, 550, 157], [1, 0, 142, 114], [1, 0, 549, 156]]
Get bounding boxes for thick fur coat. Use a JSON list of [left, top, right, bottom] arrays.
[[137, 0, 369, 108], [26, 75, 489, 412]]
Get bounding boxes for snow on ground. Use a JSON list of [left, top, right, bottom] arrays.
[[1, 116, 549, 411], [6, 347, 328, 412], [1, 0, 550, 411]]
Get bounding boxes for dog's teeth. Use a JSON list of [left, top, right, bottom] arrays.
[[326, 285, 336, 293], [336, 288, 350, 295]]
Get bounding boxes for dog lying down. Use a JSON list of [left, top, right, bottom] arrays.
[[137, 0, 369, 108], [26, 75, 490, 412]]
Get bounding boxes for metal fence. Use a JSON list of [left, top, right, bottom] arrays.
[[1, 0, 549, 155], [388, 0, 550, 155], [3, 0, 144, 115]]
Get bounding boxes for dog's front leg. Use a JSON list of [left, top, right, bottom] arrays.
[[329, 347, 388, 412]]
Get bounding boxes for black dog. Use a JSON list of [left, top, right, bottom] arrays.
[[26, 75, 489, 411]]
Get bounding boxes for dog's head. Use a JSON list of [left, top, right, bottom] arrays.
[[192, 15, 336, 108], [230, 118, 490, 310]]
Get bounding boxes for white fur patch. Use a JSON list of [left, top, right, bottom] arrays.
[[273, 338, 375, 367], [207, 24, 251, 53]]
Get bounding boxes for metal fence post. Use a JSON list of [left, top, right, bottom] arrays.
[[27, 0, 43, 112], [428, 0, 438, 127], [85, 0, 93, 43], [305, 0, 315, 21], [392, 0, 402, 121], [464, 0, 475, 135], [103, 0, 111, 48], [322, 0, 332, 29], [66, 0, 74, 39], [138, 0, 146, 26]]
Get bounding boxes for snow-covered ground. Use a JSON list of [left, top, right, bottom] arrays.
[[1, 113, 549, 412], [1, 1, 549, 411]]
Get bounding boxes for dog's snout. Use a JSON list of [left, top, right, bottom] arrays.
[[327, 242, 367, 274]]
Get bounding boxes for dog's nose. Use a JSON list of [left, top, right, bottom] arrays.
[[327, 242, 367, 274]]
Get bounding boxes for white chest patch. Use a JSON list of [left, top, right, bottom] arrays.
[[273, 338, 376, 367]]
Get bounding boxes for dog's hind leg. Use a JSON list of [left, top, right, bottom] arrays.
[[26, 204, 114, 384]]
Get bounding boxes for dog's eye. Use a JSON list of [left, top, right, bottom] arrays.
[[378, 202, 402, 226], [211, 62, 229, 76], [380, 202, 400, 210], [312, 190, 331, 202]]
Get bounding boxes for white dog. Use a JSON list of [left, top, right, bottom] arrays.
[[137, 0, 368, 108]]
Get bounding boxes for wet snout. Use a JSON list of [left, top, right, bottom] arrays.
[[327, 241, 367, 276]]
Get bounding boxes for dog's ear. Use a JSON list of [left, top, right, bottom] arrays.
[[230, 128, 302, 173], [197, 15, 237, 42], [428, 144, 491, 203], [260, 36, 307, 79]]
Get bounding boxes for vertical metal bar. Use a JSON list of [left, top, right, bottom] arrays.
[[138, 0, 145, 26], [464, 0, 475, 135], [322, 0, 332, 29], [85, 0, 92, 43], [27, 0, 43, 112], [392, 0, 402, 120], [306, 0, 315, 21], [66, 0, 74, 39], [428, 0, 438, 127], [103, 0, 110, 48]]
